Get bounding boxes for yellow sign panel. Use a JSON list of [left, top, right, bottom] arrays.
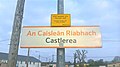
[[20, 26, 102, 48], [51, 14, 71, 26]]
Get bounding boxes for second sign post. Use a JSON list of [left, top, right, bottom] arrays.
[[54, 0, 66, 67]]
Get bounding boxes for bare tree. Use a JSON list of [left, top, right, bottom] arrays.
[[81, 50, 88, 63], [75, 49, 88, 67], [74, 53, 77, 67]]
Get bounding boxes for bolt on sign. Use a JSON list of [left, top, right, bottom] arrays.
[[20, 26, 102, 48], [51, 14, 71, 26]]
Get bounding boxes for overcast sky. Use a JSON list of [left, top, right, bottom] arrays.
[[0, 0, 120, 62]]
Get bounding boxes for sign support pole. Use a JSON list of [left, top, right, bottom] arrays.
[[26, 48, 30, 67], [56, 0, 65, 67], [7, 0, 25, 67]]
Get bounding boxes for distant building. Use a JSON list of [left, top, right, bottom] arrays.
[[99, 66, 106, 67], [0, 52, 74, 67], [107, 62, 120, 67], [41, 62, 74, 67], [0, 52, 41, 67]]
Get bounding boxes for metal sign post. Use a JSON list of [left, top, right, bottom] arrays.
[[57, 43, 65, 67], [56, 0, 65, 67], [26, 48, 30, 67]]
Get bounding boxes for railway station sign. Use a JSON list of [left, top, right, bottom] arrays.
[[20, 26, 102, 48]]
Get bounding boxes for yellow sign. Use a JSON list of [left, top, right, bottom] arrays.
[[20, 26, 102, 48], [51, 14, 71, 26]]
